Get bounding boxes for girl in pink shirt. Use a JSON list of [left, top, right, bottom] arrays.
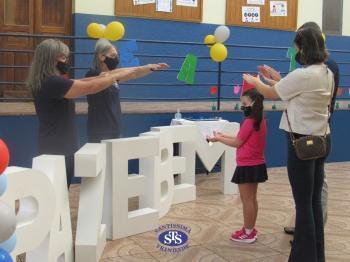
[[208, 88, 268, 243]]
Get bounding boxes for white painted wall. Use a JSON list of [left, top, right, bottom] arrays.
[[74, 0, 227, 24], [342, 0, 350, 36], [73, 0, 115, 16], [202, 0, 226, 25], [73, 0, 350, 36], [296, 0, 323, 30]]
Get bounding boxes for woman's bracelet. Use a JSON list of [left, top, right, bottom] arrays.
[[104, 71, 116, 83], [109, 74, 117, 84]]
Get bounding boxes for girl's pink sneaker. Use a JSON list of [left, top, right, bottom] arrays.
[[230, 228, 257, 243]]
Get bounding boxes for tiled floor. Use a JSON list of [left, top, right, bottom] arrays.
[[19, 162, 350, 261], [95, 163, 350, 261]]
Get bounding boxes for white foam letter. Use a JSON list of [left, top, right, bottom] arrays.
[[75, 143, 107, 262], [103, 137, 159, 239]]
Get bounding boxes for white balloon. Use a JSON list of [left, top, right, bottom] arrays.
[[0, 201, 17, 243], [100, 24, 106, 30], [214, 25, 230, 43]]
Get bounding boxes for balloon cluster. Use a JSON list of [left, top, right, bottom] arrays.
[[204, 25, 230, 62], [87, 21, 125, 41], [0, 140, 16, 262]]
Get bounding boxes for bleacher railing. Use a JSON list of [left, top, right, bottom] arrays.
[[1, 32, 350, 110]]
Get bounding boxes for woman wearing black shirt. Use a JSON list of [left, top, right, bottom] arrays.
[[86, 39, 167, 142], [27, 39, 168, 186]]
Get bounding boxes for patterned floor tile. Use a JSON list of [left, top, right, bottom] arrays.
[[149, 246, 227, 262], [101, 238, 148, 259], [204, 240, 280, 262], [51, 162, 349, 262], [241, 254, 288, 262], [99, 252, 157, 262], [256, 232, 292, 254]]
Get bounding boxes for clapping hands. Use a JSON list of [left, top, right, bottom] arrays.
[[257, 64, 281, 85], [242, 73, 261, 86]]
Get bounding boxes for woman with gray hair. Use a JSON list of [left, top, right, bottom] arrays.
[[86, 38, 168, 142], [27, 39, 168, 187]]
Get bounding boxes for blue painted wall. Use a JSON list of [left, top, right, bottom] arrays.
[[0, 111, 348, 170], [73, 14, 350, 101], [1, 14, 350, 176]]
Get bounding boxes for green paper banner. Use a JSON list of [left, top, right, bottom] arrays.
[[287, 47, 297, 72], [177, 54, 198, 85]]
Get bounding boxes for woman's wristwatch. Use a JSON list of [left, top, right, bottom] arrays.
[[108, 73, 117, 84]]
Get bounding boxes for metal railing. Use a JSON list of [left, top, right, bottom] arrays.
[[1, 32, 350, 109]]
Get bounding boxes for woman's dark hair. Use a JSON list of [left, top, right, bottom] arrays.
[[294, 27, 328, 65], [298, 21, 321, 32], [242, 88, 264, 131]]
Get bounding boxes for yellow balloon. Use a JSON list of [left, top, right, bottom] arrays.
[[104, 21, 125, 41], [322, 33, 326, 42], [204, 34, 216, 47], [87, 23, 105, 39], [210, 43, 228, 62]]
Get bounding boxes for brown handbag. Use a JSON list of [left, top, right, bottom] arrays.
[[286, 128, 327, 160], [285, 68, 334, 160]]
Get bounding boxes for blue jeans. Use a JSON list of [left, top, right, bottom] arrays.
[[286, 133, 331, 262]]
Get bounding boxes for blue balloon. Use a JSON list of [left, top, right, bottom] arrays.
[[0, 234, 16, 253], [0, 174, 7, 196], [0, 248, 12, 262]]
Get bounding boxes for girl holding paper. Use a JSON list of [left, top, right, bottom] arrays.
[[207, 87, 268, 243]]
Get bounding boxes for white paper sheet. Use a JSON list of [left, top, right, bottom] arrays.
[[247, 0, 265, 5], [170, 118, 228, 139], [133, 0, 155, 5], [176, 0, 197, 7], [156, 0, 173, 12], [242, 6, 261, 23], [270, 1, 287, 16]]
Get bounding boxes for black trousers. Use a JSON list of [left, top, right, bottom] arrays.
[[65, 154, 74, 188], [88, 133, 120, 143], [287, 133, 331, 262]]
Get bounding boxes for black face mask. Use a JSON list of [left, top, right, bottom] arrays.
[[295, 51, 305, 65], [57, 61, 70, 75], [104, 56, 119, 70], [241, 105, 253, 117]]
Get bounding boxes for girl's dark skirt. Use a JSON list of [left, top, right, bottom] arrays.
[[231, 163, 268, 184]]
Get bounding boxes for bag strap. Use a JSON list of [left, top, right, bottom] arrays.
[[285, 109, 296, 144], [285, 65, 335, 141], [323, 67, 335, 136]]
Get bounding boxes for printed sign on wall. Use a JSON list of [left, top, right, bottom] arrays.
[[247, 0, 265, 5], [156, 0, 173, 12], [242, 6, 261, 23], [176, 0, 197, 7], [270, 1, 287, 16], [133, 0, 155, 5]]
